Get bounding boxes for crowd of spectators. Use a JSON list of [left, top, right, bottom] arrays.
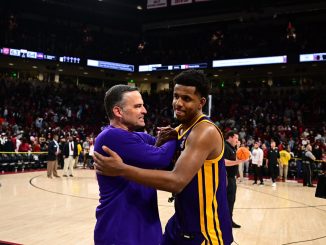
[[1, 74, 325, 164], [0, 74, 105, 153], [211, 84, 325, 158]]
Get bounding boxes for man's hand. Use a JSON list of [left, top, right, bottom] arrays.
[[155, 126, 177, 147], [93, 146, 125, 176]]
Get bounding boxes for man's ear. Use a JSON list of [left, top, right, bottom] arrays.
[[199, 97, 206, 110], [112, 106, 123, 118]]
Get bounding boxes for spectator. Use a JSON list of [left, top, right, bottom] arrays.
[[252, 142, 264, 185]]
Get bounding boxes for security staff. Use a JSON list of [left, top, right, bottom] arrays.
[[302, 144, 316, 187]]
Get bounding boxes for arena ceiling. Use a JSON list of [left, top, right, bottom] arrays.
[[1, 0, 326, 85], [3, 0, 326, 32]]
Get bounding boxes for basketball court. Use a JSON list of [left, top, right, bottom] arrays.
[[0, 169, 325, 245]]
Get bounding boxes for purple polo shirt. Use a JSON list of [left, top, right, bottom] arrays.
[[94, 125, 176, 245]]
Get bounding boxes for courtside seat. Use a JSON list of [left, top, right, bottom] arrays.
[[9, 161, 16, 172], [288, 159, 297, 179], [38, 154, 47, 169], [0, 154, 9, 173]]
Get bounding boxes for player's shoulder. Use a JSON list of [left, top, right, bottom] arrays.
[[194, 119, 218, 132], [192, 120, 222, 141], [96, 126, 128, 143]]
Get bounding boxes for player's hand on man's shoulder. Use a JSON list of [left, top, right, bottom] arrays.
[[155, 126, 177, 147], [93, 146, 125, 176]]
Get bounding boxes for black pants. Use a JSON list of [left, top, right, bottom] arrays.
[[227, 176, 237, 219], [269, 163, 278, 183], [253, 164, 263, 183], [302, 162, 312, 186]]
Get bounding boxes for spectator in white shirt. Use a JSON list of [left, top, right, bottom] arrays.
[[251, 141, 264, 185]]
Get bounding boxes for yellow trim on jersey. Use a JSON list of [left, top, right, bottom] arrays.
[[198, 119, 224, 161], [181, 117, 225, 162], [176, 114, 206, 140], [198, 159, 224, 245], [212, 162, 223, 245], [197, 167, 206, 242]]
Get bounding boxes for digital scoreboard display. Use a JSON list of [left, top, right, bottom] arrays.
[[300, 53, 326, 62], [139, 63, 207, 72], [59, 56, 81, 64], [212, 56, 287, 68], [87, 59, 134, 72], [1, 47, 56, 61]]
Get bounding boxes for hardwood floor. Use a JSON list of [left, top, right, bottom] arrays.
[[0, 170, 325, 245]]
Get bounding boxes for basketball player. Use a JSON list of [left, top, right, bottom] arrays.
[[93, 85, 177, 245], [94, 70, 233, 245]]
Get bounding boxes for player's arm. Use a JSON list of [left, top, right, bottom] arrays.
[[94, 123, 221, 193]]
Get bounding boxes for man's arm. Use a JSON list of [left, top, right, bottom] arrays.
[[95, 129, 176, 169], [259, 150, 264, 166], [62, 143, 68, 158], [224, 159, 245, 166], [224, 144, 247, 166], [305, 151, 316, 161], [94, 122, 222, 193]]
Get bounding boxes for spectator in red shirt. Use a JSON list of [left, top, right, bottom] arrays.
[[32, 137, 41, 152], [18, 137, 31, 152]]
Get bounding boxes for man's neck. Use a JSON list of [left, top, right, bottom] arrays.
[[226, 140, 235, 148], [180, 113, 203, 132], [110, 120, 131, 132]]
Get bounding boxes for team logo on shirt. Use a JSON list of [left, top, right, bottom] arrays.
[[180, 137, 186, 150]]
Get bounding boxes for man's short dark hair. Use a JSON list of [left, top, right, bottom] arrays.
[[173, 69, 210, 99], [104, 85, 138, 119], [225, 130, 238, 139]]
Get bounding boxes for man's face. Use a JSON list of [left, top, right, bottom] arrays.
[[119, 91, 147, 130], [172, 84, 205, 124], [228, 134, 239, 147]]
